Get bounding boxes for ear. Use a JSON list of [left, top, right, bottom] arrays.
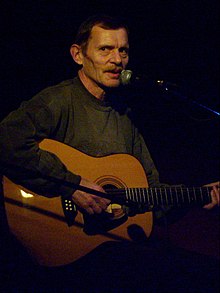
[[70, 44, 83, 65]]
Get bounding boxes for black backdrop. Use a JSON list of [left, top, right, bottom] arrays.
[[1, 0, 219, 186]]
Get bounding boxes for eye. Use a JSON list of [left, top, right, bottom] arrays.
[[119, 47, 129, 57], [98, 46, 112, 56], [99, 46, 111, 52]]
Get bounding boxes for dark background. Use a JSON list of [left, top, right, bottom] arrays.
[[1, 0, 219, 187]]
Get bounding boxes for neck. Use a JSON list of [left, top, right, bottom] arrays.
[[78, 69, 106, 101]]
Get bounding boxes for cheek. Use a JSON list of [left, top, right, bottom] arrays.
[[84, 56, 104, 74], [123, 57, 129, 67]]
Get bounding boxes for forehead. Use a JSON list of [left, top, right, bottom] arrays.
[[89, 25, 129, 47]]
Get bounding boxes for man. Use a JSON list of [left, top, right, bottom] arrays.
[[0, 15, 218, 211], [0, 14, 219, 292]]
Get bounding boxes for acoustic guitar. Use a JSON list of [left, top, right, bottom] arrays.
[[3, 139, 211, 267]]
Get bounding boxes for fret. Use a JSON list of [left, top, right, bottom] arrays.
[[200, 187, 204, 203], [159, 188, 164, 206], [199, 187, 204, 202], [161, 188, 167, 205], [150, 188, 154, 206], [146, 188, 150, 206], [151, 188, 154, 206], [140, 188, 146, 203], [134, 188, 138, 203], [170, 187, 174, 205], [139, 188, 143, 203], [161, 189, 164, 205], [142, 188, 147, 204], [171, 187, 176, 205], [125, 188, 128, 201], [175, 187, 179, 205], [147, 188, 151, 206], [131, 188, 135, 202], [157, 188, 161, 205], [137, 188, 141, 202], [149, 188, 154, 206], [129, 188, 133, 201], [203, 187, 211, 204], [180, 188, 184, 204], [187, 188, 190, 204], [135, 188, 139, 202], [133, 188, 137, 202], [201, 187, 206, 204], [134, 188, 139, 202], [193, 187, 196, 203], [136, 188, 140, 203], [164, 188, 168, 205], [189, 188, 192, 203], [154, 188, 159, 206], [127, 188, 132, 202], [140, 188, 143, 203]]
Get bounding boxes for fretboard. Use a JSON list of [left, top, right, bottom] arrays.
[[108, 186, 212, 208]]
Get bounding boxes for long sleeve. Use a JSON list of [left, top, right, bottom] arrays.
[[0, 93, 81, 198]]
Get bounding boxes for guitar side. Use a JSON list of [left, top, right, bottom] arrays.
[[3, 139, 153, 267]]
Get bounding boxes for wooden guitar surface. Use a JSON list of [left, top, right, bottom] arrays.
[[3, 139, 153, 267]]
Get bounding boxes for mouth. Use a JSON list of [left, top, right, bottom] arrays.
[[105, 68, 122, 79]]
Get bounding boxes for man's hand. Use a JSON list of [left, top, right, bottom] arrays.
[[71, 177, 111, 214], [203, 181, 220, 210]]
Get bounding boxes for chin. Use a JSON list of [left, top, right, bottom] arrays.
[[105, 80, 121, 88]]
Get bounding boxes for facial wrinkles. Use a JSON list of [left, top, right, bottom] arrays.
[[97, 28, 128, 68], [83, 52, 103, 87], [80, 27, 129, 98], [89, 28, 128, 69]]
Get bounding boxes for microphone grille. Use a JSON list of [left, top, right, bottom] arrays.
[[120, 70, 133, 85]]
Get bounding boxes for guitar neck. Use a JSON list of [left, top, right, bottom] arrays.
[[108, 186, 212, 208]]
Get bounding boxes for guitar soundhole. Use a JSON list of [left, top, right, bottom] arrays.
[[93, 176, 127, 222], [82, 177, 128, 235], [98, 182, 126, 221], [94, 175, 126, 189], [103, 184, 118, 191]]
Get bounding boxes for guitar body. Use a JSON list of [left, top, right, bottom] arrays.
[[3, 139, 153, 267]]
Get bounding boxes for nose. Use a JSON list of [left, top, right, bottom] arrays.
[[110, 49, 122, 64]]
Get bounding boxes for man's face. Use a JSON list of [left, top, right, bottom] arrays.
[[80, 26, 129, 89]]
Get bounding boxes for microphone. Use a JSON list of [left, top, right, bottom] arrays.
[[119, 69, 170, 88], [119, 69, 133, 85]]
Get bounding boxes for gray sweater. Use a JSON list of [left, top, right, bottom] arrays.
[[0, 77, 160, 198]]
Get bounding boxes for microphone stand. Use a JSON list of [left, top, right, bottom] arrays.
[[157, 80, 220, 117]]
